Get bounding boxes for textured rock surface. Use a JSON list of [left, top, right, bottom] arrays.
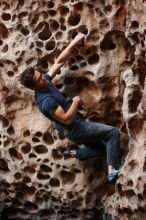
[[0, 0, 146, 219]]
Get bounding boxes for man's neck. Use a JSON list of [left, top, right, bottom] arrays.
[[35, 86, 48, 93]]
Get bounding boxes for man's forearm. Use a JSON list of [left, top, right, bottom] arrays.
[[56, 42, 75, 64], [64, 100, 80, 124], [49, 40, 77, 79], [56, 33, 85, 64], [48, 33, 85, 79]]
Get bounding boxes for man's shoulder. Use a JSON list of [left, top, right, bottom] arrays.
[[35, 92, 51, 104]]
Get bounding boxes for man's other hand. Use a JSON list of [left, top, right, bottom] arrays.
[[73, 96, 81, 104]]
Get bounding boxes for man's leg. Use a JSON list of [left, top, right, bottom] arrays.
[[66, 121, 121, 182], [67, 121, 120, 165], [63, 141, 106, 159], [76, 141, 106, 160]]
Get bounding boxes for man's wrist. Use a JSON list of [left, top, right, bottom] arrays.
[[68, 41, 76, 49], [69, 37, 81, 47]]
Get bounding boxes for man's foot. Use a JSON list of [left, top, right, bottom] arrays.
[[63, 150, 76, 159], [108, 167, 121, 183]]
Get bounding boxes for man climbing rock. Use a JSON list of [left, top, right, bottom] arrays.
[[20, 33, 121, 183]]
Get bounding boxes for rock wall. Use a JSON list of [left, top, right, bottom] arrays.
[[0, 0, 146, 219]]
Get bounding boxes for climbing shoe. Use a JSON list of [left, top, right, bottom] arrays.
[[63, 150, 76, 159], [108, 167, 121, 183]]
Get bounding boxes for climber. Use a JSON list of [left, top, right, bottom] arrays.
[[20, 32, 121, 183]]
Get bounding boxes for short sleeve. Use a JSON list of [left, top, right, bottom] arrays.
[[41, 97, 59, 116], [43, 73, 52, 81]]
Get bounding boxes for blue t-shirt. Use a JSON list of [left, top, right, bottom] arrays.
[[35, 73, 81, 132]]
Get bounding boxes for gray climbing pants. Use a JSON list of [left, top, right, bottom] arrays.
[[65, 121, 120, 165]]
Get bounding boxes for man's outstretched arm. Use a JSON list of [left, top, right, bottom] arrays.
[[48, 33, 85, 79]]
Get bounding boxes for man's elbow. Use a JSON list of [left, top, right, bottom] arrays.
[[62, 117, 73, 125]]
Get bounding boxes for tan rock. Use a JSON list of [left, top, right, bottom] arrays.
[[0, 0, 146, 219]]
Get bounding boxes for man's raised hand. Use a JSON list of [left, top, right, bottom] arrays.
[[73, 96, 81, 104], [49, 33, 85, 79]]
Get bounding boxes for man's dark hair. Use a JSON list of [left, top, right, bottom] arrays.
[[20, 67, 35, 89]]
